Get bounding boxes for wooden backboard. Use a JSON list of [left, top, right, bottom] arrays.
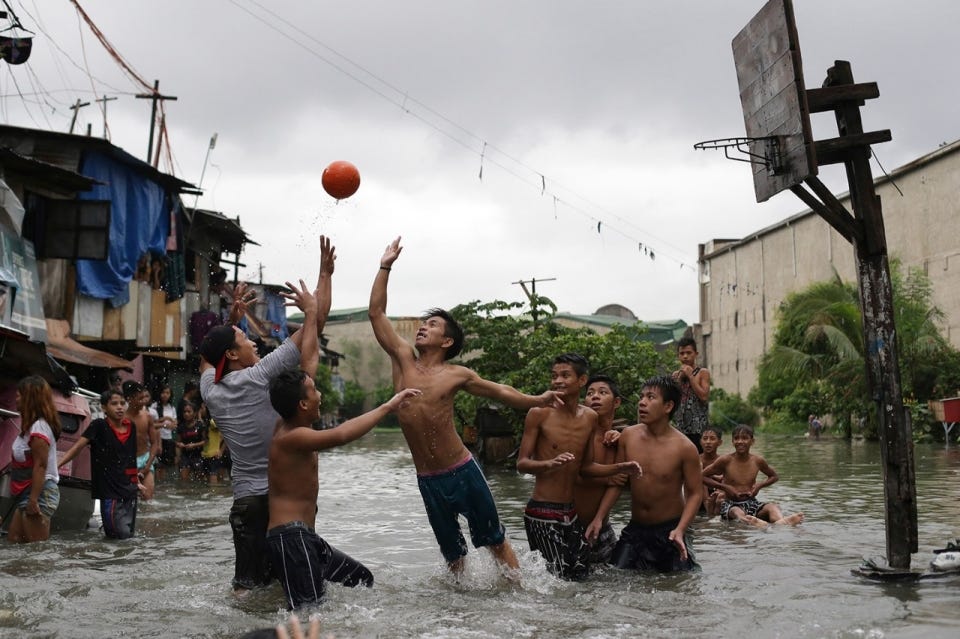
[[733, 0, 816, 202]]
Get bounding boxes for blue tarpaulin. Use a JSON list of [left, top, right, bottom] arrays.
[[75, 151, 170, 307], [264, 289, 290, 341]]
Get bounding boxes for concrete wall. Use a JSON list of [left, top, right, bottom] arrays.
[[700, 141, 960, 397]]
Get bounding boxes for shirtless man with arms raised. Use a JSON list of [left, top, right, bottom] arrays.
[[586, 375, 702, 572], [518, 357, 640, 580], [368, 236, 564, 575]]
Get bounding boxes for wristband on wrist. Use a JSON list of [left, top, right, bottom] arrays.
[[380, 266, 391, 272]]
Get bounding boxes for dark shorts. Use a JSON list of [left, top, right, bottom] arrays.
[[100, 497, 138, 540], [179, 452, 204, 473], [159, 440, 176, 466], [720, 497, 766, 520], [417, 455, 506, 563], [229, 494, 272, 590], [266, 521, 374, 610], [587, 520, 618, 566], [14, 479, 60, 518], [203, 456, 224, 475], [523, 500, 589, 581], [610, 518, 699, 573]]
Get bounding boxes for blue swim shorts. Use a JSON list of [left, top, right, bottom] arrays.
[[417, 455, 506, 563], [15, 479, 60, 517]]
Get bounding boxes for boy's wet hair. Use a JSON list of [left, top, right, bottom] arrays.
[[677, 336, 698, 352], [553, 352, 589, 377], [100, 389, 123, 405], [422, 308, 464, 360], [269, 368, 310, 420], [732, 424, 754, 438], [702, 425, 722, 438], [641, 375, 681, 418], [586, 374, 622, 399], [121, 380, 144, 399]]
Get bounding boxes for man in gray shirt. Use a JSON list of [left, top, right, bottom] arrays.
[[200, 236, 335, 594]]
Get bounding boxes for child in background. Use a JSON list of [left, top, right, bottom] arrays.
[[702, 425, 803, 527], [176, 401, 207, 481], [150, 385, 178, 481], [58, 389, 143, 539], [200, 402, 227, 485], [699, 426, 724, 517]]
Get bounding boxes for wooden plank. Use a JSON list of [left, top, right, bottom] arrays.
[[814, 130, 892, 165], [807, 82, 880, 112]]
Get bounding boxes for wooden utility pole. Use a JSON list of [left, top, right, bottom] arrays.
[[512, 277, 555, 325], [94, 95, 117, 139], [68, 99, 90, 134], [811, 61, 917, 570], [136, 80, 177, 164]]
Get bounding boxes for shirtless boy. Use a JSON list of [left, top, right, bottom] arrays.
[[369, 236, 564, 575], [699, 426, 724, 517], [574, 374, 629, 564], [672, 337, 710, 453], [517, 357, 641, 580], [702, 424, 803, 528], [201, 236, 336, 594], [266, 348, 421, 608], [586, 375, 702, 572], [123, 381, 158, 500]]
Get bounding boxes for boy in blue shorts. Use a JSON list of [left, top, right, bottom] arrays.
[[370, 237, 565, 576]]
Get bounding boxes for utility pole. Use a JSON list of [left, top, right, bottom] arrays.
[[512, 277, 556, 326], [68, 99, 90, 134], [135, 80, 177, 164], [94, 95, 117, 139], [194, 133, 218, 209]]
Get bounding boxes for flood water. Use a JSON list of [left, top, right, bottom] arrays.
[[1, 432, 959, 639]]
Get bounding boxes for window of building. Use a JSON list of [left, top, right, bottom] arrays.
[[22, 192, 111, 260]]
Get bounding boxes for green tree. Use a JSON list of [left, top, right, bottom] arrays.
[[751, 261, 958, 440], [449, 295, 672, 435]]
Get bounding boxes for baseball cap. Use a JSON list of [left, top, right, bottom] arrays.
[[200, 325, 238, 383]]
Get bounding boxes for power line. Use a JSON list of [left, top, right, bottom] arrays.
[[228, 0, 698, 271]]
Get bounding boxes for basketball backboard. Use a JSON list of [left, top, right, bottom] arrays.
[[733, 0, 816, 202]]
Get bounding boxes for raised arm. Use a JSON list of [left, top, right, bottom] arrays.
[[368, 237, 414, 362], [315, 235, 336, 335], [282, 388, 421, 452], [462, 370, 564, 410], [282, 279, 318, 374]]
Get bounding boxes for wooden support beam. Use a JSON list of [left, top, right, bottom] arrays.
[[814, 130, 892, 165], [806, 82, 880, 112]]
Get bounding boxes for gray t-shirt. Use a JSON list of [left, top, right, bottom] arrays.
[[200, 338, 300, 499]]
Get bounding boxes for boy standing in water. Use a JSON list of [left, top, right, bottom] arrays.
[[699, 426, 724, 517], [518, 357, 640, 580], [123, 381, 158, 500], [672, 337, 710, 452], [573, 374, 629, 565], [586, 375, 702, 572], [266, 364, 420, 609], [702, 425, 804, 527], [368, 237, 565, 576], [58, 389, 143, 539], [200, 236, 336, 594]]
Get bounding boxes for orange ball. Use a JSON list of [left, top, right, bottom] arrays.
[[322, 160, 361, 200]]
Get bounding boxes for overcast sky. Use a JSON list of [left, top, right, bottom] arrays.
[[2, 1, 957, 323]]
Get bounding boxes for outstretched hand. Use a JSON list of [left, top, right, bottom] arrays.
[[602, 430, 620, 447], [548, 452, 576, 468], [540, 390, 565, 409], [225, 281, 257, 323], [381, 236, 403, 269], [281, 279, 318, 315], [319, 235, 337, 278], [386, 387, 422, 411], [618, 460, 643, 477]]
